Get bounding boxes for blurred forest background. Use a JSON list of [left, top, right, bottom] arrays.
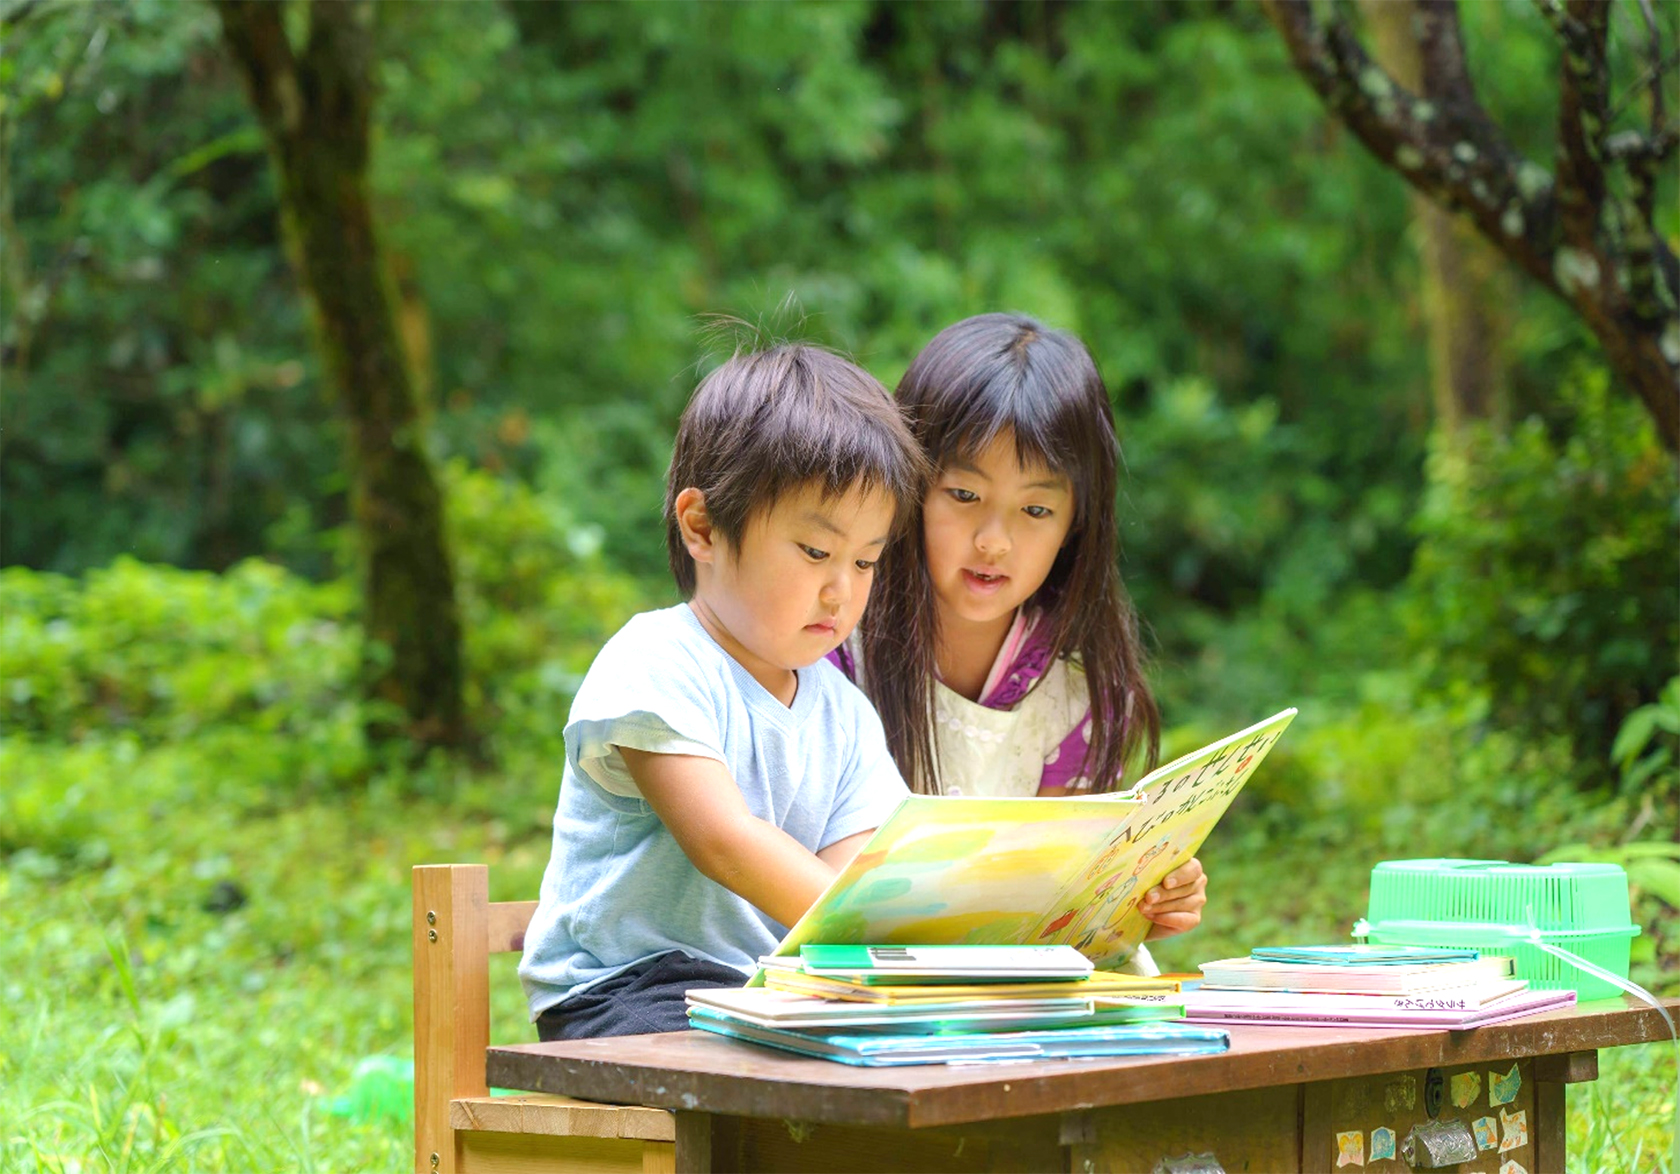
[[2, 1, 1676, 1170]]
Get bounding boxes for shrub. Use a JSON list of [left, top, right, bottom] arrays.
[[1404, 366, 1679, 781], [0, 464, 654, 795]]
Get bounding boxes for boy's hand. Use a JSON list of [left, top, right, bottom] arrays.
[[1142, 857, 1207, 941]]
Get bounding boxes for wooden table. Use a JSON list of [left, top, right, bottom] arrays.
[[488, 998, 1675, 1173]]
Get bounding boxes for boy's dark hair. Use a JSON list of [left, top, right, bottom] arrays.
[[664, 343, 929, 595], [861, 312, 1161, 795]]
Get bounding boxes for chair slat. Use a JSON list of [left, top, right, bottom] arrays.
[[488, 900, 539, 955]]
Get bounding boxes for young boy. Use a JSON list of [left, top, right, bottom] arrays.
[[519, 344, 929, 1039]]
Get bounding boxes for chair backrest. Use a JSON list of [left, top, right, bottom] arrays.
[[412, 864, 537, 1173]]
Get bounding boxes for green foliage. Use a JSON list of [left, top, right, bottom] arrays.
[[0, 465, 651, 799], [0, 558, 360, 750], [1405, 367, 1680, 779], [0, 730, 549, 1174], [2, 0, 331, 574], [5, 3, 1673, 1168], [444, 461, 655, 776], [13, 0, 1572, 597], [1610, 675, 1680, 797]]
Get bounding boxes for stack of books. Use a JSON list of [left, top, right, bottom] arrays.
[[1181, 945, 1576, 1029], [686, 945, 1230, 1066]]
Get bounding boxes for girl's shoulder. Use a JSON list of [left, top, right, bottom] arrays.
[[981, 608, 1088, 709]]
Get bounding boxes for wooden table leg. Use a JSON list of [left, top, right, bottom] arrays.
[[1532, 1051, 1599, 1174], [674, 1112, 713, 1174]]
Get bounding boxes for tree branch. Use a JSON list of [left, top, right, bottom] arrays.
[[1261, 0, 1559, 294], [1412, 0, 1475, 100], [1554, 0, 1610, 250], [1261, 0, 1679, 451]]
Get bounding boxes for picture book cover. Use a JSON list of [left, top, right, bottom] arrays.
[[760, 708, 1297, 975]]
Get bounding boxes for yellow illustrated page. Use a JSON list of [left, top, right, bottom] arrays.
[[760, 794, 1141, 979], [1029, 708, 1298, 970]]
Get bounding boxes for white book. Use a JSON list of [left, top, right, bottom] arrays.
[[1197, 954, 1515, 995]]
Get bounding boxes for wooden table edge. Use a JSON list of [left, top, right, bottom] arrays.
[[486, 998, 1677, 1130]]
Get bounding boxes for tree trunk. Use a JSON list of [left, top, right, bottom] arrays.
[[214, 0, 469, 755], [1363, 0, 1509, 438]]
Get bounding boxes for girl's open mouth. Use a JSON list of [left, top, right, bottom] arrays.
[[963, 569, 1008, 592]]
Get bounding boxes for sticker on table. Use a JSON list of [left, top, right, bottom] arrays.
[[1370, 1126, 1396, 1162], [1473, 1116, 1499, 1151], [1384, 1074, 1416, 1113], [1488, 1062, 1521, 1107], [1500, 1161, 1529, 1174], [1336, 1130, 1365, 1167], [1499, 1108, 1528, 1152], [1451, 1070, 1482, 1107]]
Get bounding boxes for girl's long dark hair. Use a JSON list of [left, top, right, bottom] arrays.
[[862, 313, 1161, 795]]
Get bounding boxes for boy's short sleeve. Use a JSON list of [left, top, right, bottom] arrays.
[[565, 621, 727, 799], [818, 685, 909, 849]]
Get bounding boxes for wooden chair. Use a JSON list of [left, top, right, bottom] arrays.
[[412, 864, 676, 1173]]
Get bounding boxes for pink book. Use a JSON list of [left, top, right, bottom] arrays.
[[1180, 986, 1576, 1029], [1181, 979, 1527, 1013]]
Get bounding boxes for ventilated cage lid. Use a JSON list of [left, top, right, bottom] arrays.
[[1364, 857, 1639, 937]]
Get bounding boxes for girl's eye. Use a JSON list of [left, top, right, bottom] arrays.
[[946, 488, 979, 504], [1024, 505, 1054, 519], [854, 558, 877, 572], [799, 544, 829, 561]]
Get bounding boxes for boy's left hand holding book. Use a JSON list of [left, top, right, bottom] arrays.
[[1142, 857, 1207, 940]]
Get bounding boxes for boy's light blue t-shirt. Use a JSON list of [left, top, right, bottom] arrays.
[[519, 604, 910, 1020]]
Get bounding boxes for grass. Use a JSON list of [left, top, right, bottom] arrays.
[[3, 732, 1674, 1173]]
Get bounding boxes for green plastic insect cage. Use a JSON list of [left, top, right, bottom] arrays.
[[1353, 858, 1640, 1001]]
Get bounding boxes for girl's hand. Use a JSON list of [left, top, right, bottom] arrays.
[[1142, 857, 1207, 941]]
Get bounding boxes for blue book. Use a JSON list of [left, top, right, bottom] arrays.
[[688, 1007, 1229, 1067], [1250, 945, 1480, 966]]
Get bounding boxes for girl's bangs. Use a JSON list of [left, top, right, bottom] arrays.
[[938, 389, 1087, 492]]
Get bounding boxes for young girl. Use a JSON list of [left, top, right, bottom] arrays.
[[835, 313, 1207, 962]]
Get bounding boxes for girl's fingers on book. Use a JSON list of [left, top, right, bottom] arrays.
[[1144, 910, 1203, 939], [1159, 857, 1206, 892], [1142, 888, 1207, 916], [1143, 865, 1208, 911]]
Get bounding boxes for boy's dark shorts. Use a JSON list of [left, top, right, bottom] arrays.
[[535, 950, 748, 1041]]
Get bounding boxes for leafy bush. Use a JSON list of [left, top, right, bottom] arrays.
[[0, 558, 360, 748], [0, 465, 652, 795], [1405, 367, 1680, 779], [444, 461, 655, 777]]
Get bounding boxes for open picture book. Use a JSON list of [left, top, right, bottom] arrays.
[[756, 708, 1297, 977]]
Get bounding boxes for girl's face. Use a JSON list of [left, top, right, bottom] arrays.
[[922, 430, 1075, 632]]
